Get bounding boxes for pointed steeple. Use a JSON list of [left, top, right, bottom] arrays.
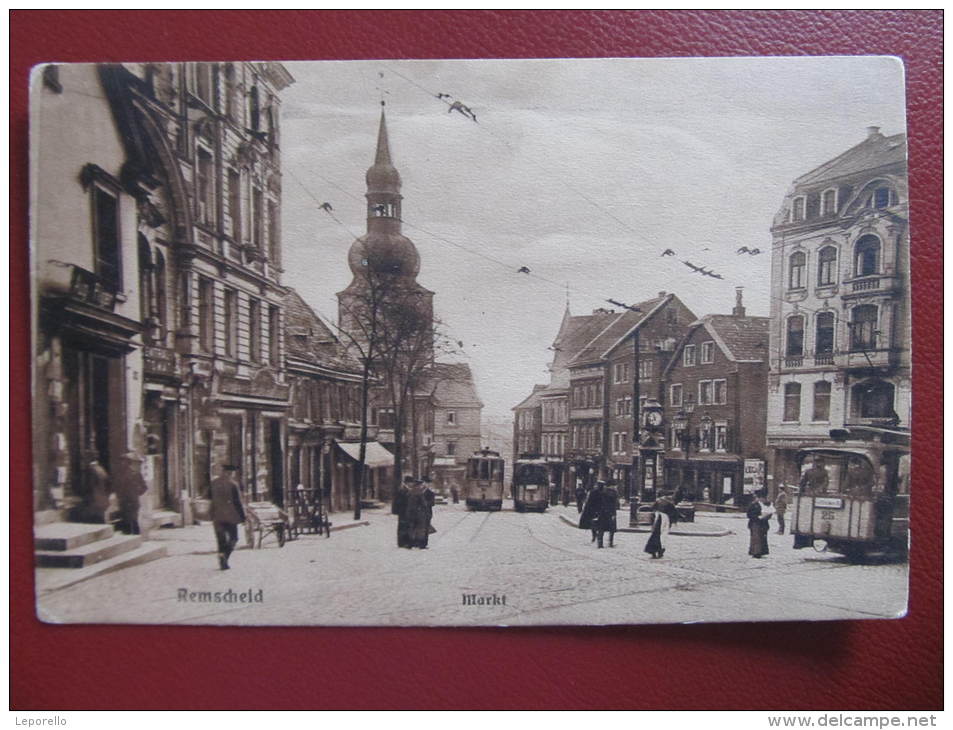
[[366, 104, 401, 196], [374, 106, 392, 166]]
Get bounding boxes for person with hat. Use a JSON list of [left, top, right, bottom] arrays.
[[404, 477, 436, 549], [79, 449, 110, 524], [209, 463, 246, 570], [579, 480, 606, 546], [115, 451, 148, 535], [392, 475, 415, 548], [644, 494, 679, 559]]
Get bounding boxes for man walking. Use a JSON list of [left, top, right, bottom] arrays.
[[209, 464, 246, 570], [774, 487, 789, 535], [116, 451, 148, 535]]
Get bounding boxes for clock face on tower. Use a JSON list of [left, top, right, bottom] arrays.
[[646, 411, 663, 427]]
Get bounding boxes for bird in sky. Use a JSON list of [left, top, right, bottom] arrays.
[[456, 340, 465, 349], [749, 248, 762, 255], [736, 246, 751, 254], [607, 298, 641, 312], [517, 266, 531, 274], [436, 92, 453, 100], [661, 248, 676, 257], [319, 202, 333, 212], [448, 100, 477, 122]]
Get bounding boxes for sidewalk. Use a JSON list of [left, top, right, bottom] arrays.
[[552, 505, 733, 537]]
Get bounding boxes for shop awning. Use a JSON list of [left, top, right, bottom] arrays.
[[336, 441, 394, 468]]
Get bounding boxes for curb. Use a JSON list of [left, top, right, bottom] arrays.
[[557, 514, 732, 538], [328, 520, 370, 533]]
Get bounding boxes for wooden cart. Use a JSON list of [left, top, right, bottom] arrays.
[[244, 501, 290, 549]]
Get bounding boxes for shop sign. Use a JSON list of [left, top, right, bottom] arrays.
[[743, 459, 765, 494]]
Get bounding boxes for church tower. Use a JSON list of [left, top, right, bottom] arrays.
[[337, 107, 434, 361]]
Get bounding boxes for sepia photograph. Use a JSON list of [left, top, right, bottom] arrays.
[[30, 56, 910, 627]]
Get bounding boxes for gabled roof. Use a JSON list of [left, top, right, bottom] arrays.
[[794, 131, 906, 187], [282, 288, 362, 375], [511, 383, 547, 411], [551, 310, 617, 374], [704, 314, 770, 362], [567, 294, 671, 367], [420, 362, 483, 408]]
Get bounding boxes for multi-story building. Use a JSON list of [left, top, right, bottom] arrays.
[[33, 61, 296, 530], [661, 290, 769, 503], [512, 385, 546, 462], [765, 127, 910, 495], [566, 293, 695, 499], [426, 362, 484, 493]]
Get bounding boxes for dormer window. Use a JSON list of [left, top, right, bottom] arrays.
[[792, 197, 805, 222], [873, 186, 891, 209], [822, 188, 837, 215]]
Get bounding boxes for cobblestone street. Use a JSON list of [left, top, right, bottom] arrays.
[[36, 502, 907, 627]]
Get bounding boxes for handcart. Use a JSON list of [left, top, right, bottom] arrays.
[[289, 487, 332, 539], [245, 501, 290, 549]]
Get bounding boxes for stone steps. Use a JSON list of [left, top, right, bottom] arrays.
[[35, 533, 145, 568], [36, 542, 168, 597], [35, 522, 115, 551]]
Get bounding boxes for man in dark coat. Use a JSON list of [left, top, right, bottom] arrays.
[[404, 479, 436, 548], [115, 451, 148, 535], [580, 481, 605, 545], [799, 457, 830, 495], [209, 464, 246, 570], [393, 475, 414, 548], [597, 481, 621, 548], [747, 490, 771, 558], [574, 482, 587, 514]]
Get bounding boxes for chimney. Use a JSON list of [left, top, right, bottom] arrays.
[[658, 291, 667, 298], [733, 287, 746, 318], [866, 126, 882, 139]]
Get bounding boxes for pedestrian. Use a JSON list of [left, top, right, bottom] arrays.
[[449, 477, 460, 504], [774, 487, 789, 535], [747, 490, 772, 558], [209, 464, 246, 570], [644, 495, 678, 559], [597, 480, 621, 548], [799, 456, 830, 495], [115, 451, 148, 535], [79, 451, 111, 524], [579, 480, 605, 545], [393, 475, 414, 548], [574, 481, 588, 514], [404, 479, 436, 549]]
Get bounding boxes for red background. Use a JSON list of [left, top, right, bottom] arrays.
[[10, 10, 942, 710]]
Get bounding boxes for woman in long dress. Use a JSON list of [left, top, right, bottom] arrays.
[[404, 481, 435, 549], [747, 492, 773, 558], [644, 497, 678, 559]]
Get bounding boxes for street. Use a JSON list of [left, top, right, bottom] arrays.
[[36, 502, 907, 627]]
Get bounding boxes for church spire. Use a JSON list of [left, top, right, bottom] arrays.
[[374, 105, 393, 167]]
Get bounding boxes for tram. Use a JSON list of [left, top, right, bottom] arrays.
[[790, 442, 909, 562], [512, 456, 550, 513], [464, 448, 505, 511]]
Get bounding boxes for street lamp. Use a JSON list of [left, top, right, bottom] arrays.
[[675, 400, 712, 499]]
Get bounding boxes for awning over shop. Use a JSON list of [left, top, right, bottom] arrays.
[[336, 440, 394, 469]]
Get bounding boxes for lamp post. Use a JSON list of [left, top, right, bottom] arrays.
[[674, 399, 713, 499], [629, 397, 664, 525]]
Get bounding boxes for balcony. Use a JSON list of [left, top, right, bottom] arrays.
[[841, 275, 902, 301], [45, 262, 118, 312], [843, 348, 900, 372]]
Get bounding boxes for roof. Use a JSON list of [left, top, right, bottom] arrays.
[[420, 362, 483, 407], [794, 131, 906, 188], [567, 294, 670, 367], [282, 288, 362, 375], [550, 310, 617, 374], [512, 384, 547, 411], [703, 314, 770, 362]]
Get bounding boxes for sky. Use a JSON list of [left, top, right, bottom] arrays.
[[278, 57, 907, 423]]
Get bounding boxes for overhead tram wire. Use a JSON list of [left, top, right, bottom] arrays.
[[380, 63, 841, 319]]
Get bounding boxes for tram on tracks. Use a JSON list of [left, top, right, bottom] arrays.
[[512, 456, 550, 513], [791, 440, 909, 562], [464, 448, 505, 511]]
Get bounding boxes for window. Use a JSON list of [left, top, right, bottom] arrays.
[[224, 288, 238, 357], [624, 396, 632, 415], [670, 424, 681, 451], [268, 305, 280, 366], [268, 200, 279, 264], [670, 384, 683, 408], [715, 423, 728, 452], [698, 380, 713, 405], [850, 305, 878, 351], [194, 63, 214, 106], [786, 315, 805, 357], [446, 441, 457, 456], [713, 379, 727, 405], [446, 411, 456, 425], [817, 246, 837, 286], [873, 186, 891, 209], [683, 345, 696, 367], [792, 197, 805, 221], [783, 383, 801, 422], [249, 85, 260, 131], [854, 235, 881, 277], [224, 64, 238, 119], [853, 380, 895, 419], [789, 251, 806, 289], [228, 169, 241, 241], [197, 277, 214, 352], [813, 381, 831, 422], [91, 183, 122, 291], [700, 341, 714, 364], [815, 312, 835, 355], [615, 399, 625, 417], [639, 360, 653, 379], [252, 187, 264, 250], [196, 148, 214, 226], [698, 422, 713, 451], [614, 362, 629, 383], [377, 407, 395, 429], [822, 188, 837, 215], [248, 298, 261, 361]]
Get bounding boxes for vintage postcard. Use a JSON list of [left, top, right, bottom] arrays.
[[30, 57, 910, 626]]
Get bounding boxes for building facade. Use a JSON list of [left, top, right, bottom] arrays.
[[661, 292, 769, 504], [765, 127, 910, 495]]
